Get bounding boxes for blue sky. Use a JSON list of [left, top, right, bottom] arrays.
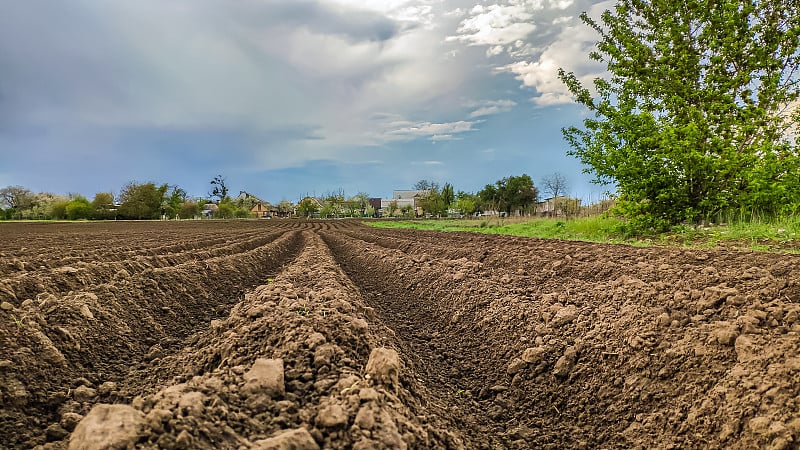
[[0, 0, 612, 203]]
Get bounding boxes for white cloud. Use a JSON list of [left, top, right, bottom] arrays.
[[387, 120, 478, 139], [444, 7, 466, 17], [430, 134, 461, 141], [497, 1, 610, 106], [448, 0, 585, 49], [550, 0, 575, 9], [486, 45, 505, 57], [469, 99, 517, 117], [444, 0, 609, 107], [327, 0, 436, 26], [448, 4, 536, 46]]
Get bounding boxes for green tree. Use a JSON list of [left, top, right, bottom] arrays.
[[179, 202, 200, 219], [92, 192, 115, 220], [348, 193, 370, 217], [441, 183, 455, 207], [214, 201, 236, 219], [118, 182, 168, 219], [162, 186, 187, 219], [66, 196, 94, 220], [234, 207, 251, 218], [385, 200, 399, 217], [277, 200, 294, 217], [455, 191, 478, 216], [320, 189, 346, 218], [478, 174, 538, 215], [400, 204, 414, 217], [560, 0, 800, 230], [297, 198, 319, 218], [234, 191, 257, 212], [418, 188, 447, 216], [50, 199, 69, 220], [23, 193, 63, 220]]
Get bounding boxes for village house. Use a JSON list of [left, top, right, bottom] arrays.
[[537, 196, 581, 217], [380, 190, 428, 216], [201, 203, 218, 218], [236, 191, 275, 218]]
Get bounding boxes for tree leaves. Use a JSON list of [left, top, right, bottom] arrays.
[[561, 0, 800, 230], [478, 174, 539, 215]]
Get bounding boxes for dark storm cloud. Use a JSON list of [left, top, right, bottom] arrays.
[[0, 1, 147, 129], [0, 0, 404, 132]]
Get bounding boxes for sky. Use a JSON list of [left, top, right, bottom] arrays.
[[0, 0, 613, 204]]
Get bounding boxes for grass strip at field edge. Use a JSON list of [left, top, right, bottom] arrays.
[[363, 217, 800, 254]]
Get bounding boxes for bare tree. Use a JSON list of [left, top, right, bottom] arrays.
[[413, 179, 439, 191], [542, 173, 568, 199], [209, 175, 229, 202], [0, 185, 36, 209]]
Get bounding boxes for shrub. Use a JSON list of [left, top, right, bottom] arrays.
[[66, 196, 94, 220]]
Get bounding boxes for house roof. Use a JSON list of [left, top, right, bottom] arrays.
[[236, 190, 267, 203], [300, 196, 325, 208], [393, 190, 429, 200]]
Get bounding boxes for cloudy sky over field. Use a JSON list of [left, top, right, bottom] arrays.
[[0, 0, 610, 202]]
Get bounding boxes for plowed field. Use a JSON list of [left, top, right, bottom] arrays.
[[1, 220, 799, 449]]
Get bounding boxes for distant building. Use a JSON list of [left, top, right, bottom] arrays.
[[537, 197, 581, 217], [379, 190, 429, 216], [368, 198, 382, 211], [236, 191, 274, 218], [298, 196, 325, 218], [250, 201, 272, 218], [201, 203, 218, 218]]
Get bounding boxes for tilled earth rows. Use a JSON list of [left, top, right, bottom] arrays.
[[1, 220, 799, 449]]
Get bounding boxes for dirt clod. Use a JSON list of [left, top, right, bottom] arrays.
[[68, 404, 144, 450], [242, 358, 285, 398], [73, 385, 97, 403], [365, 347, 400, 388], [254, 427, 321, 450], [3, 220, 800, 449], [316, 403, 349, 428]]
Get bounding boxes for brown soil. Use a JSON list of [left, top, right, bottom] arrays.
[[1, 220, 799, 449]]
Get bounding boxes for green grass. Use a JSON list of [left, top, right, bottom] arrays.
[[664, 214, 800, 251], [368, 216, 633, 243], [366, 214, 800, 252]]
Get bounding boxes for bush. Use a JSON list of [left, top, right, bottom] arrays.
[[50, 201, 69, 220], [66, 196, 94, 220], [214, 202, 235, 219], [117, 182, 168, 220], [179, 202, 200, 219]]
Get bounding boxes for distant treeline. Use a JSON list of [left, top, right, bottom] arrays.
[[0, 173, 590, 221]]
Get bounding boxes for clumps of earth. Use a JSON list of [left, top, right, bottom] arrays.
[[1, 220, 800, 449], [53, 232, 462, 449]]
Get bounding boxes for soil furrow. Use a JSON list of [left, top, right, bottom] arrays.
[[1, 228, 305, 447], [1, 221, 799, 449], [320, 227, 800, 449], [85, 230, 462, 449]]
